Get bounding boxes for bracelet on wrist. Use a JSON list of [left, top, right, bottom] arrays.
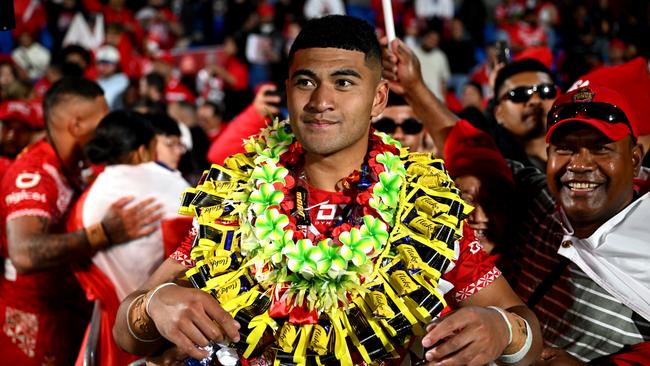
[[126, 293, 161, 343], [145, 282, 178, 318], [85, 222, 110, 251]]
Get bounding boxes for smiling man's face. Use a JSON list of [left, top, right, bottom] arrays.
[[286, 47, 387, 157], [547, 124, 642, 230]]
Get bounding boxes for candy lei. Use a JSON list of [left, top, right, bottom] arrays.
[[180, 119, 472, 365], [241, 119, 404, 312]]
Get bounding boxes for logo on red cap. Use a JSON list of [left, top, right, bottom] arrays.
[[573, 88, 595, 103]]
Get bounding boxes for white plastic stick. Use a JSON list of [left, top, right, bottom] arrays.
[[382, 0, 396, 44]]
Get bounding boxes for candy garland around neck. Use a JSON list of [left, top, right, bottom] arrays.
[[178, 118, 473, 365]]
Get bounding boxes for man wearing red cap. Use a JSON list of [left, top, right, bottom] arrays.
[[0, 100, 43, 175], [516, 85, 650, 364], [383, 36, 650, 363]]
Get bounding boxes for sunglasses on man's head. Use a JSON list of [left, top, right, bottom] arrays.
[[500, 83, 557, 104], [548, 101, 634, 138], [373, 117, 424, 135]]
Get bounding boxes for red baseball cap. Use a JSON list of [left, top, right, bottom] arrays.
[[570, 57, 650, 136], [0, 100, 41, 130], [545, 85, 638, 143]]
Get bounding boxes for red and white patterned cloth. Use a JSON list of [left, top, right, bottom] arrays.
[[0, 140, 90, 366]]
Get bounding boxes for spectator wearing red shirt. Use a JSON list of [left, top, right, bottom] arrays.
[[206, 84, 281, 165]]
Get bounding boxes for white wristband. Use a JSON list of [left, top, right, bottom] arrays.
[[487, 306, 513, 345], [488, 306, 533, 364], [145, 282, 178, 317], [498, 319, 533, 364]]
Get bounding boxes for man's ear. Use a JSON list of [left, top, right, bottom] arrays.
[[68, 116, 82, 137], [494, 102, 504, 125], [371, 81, 389, 119]]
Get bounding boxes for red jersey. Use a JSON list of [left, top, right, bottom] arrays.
[[0, 140, 90, 366], [0, 157, 12, 179]]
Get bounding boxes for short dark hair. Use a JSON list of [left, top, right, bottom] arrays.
[[494, 59, 554, 98], [201, 101, 223, 117], [43, 77, 104, 126], [84, 111, 155, 165], [465, 80, 483, 97], [288, 15, 381, 71], [59, 44, 92, 67], [144, 72, 166, 94], [144, 113, 181, 136]]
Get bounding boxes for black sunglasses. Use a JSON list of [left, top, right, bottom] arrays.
[[548, 101, 635, 139], [373, 117, 424, 135], [500, 83, 557, 103]]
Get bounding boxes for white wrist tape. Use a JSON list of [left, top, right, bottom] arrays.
[[487, 306, 533, 364]]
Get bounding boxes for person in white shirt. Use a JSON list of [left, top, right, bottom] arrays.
[[81, 110, 189, 299], [11, 32, 51, 81], [96, 45, 129, 110], [412, 28, 450, 100]]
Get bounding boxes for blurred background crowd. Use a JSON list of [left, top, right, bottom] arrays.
[[1, 0, 649, 183], [2, 1, 650, 365]]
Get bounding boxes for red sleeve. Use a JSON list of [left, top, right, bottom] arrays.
[[3, 165, 59, 221], [206, 105, 269, 165], [169, 227, 196, 268], [225, 59, 249, 91], [442, 225, 501, 305]]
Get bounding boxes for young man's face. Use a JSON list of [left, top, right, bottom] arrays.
[[547, 124, 642, 230], [286, 47, 387, 157], [495, 71, 556, 140]]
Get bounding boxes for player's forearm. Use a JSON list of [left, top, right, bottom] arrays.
[[7, 216, 93, 273], [403, 81, 458, 156]]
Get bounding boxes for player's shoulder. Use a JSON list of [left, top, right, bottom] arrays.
[[2, 141, 59, 190]]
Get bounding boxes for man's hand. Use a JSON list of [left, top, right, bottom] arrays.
[[101, 196, 163, 244], [379, 37, 424, 96], [253, 84, 281, 117], [536, 347, 586, 366], [146, 284, 241, 360], [421, 306, 510, 366]]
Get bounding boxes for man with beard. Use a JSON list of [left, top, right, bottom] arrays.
[[492, 59, 557, 170]]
